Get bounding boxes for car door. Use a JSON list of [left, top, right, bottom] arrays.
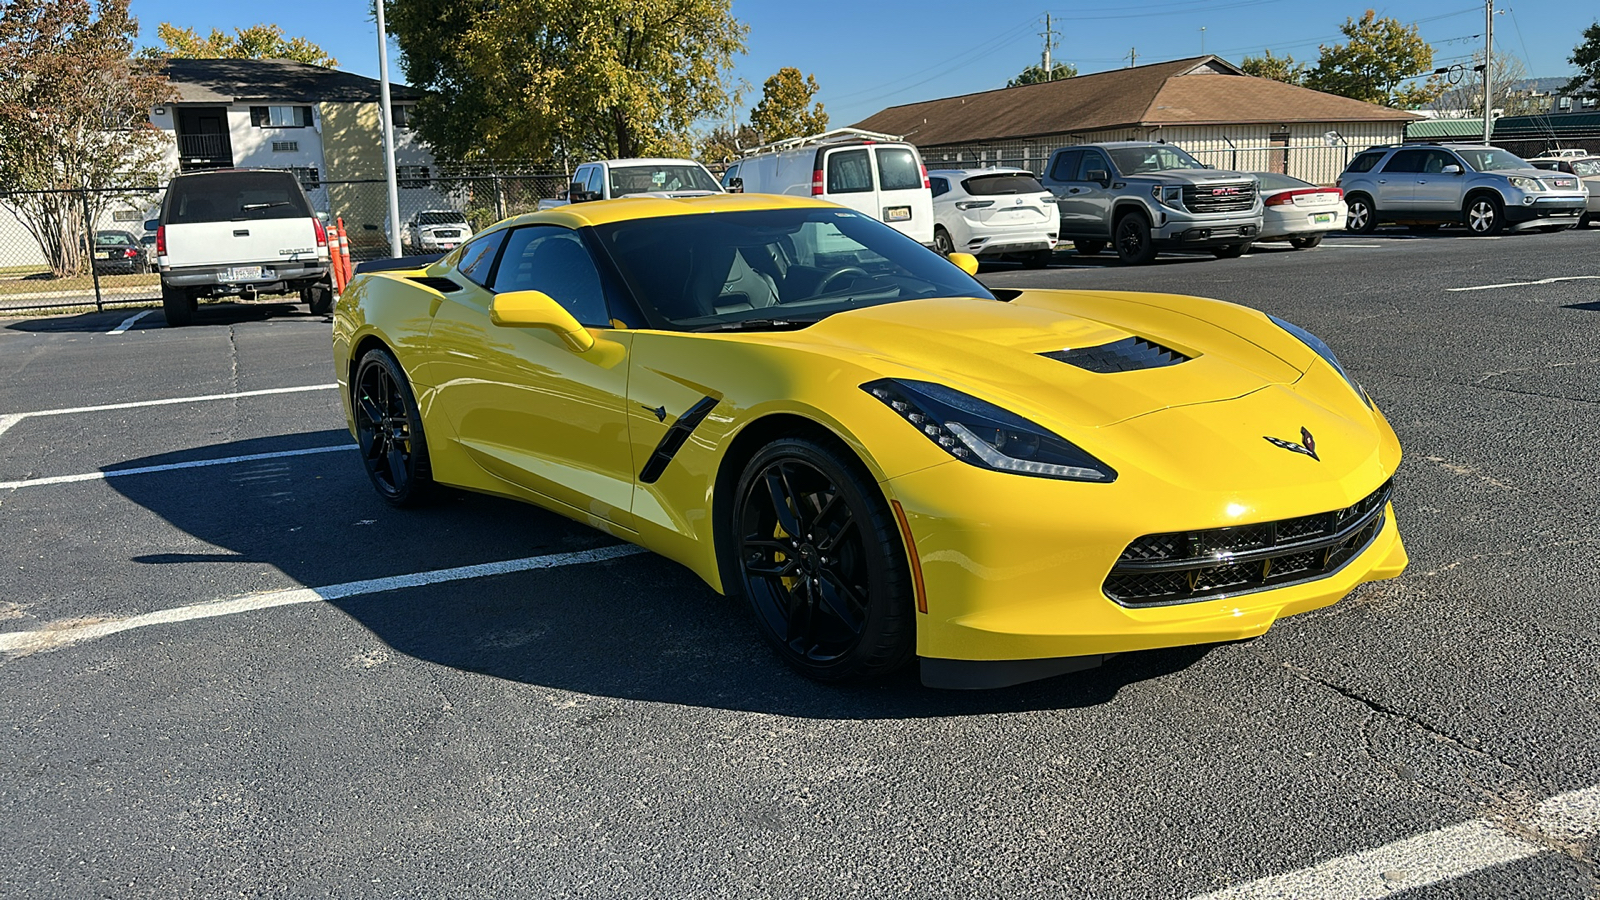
[[1374, 149, 1426, 210], [425, 224, 636, 527], [874, 145, 933, 244], [1412, 149, 1465, 212], [1044, 148, 1082, 232], [821, 146, 878, 220], [1058, 148, 1113, 238]]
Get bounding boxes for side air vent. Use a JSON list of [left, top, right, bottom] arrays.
[[1040, 337, 1190, 373], [407, 276, 461, 292]]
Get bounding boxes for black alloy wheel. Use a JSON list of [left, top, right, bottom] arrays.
[[1073, 239, 1105, 256], [732, 439, 913, 682], [353, 348, 433, 507], [933, 227, 954, 255], [1289, 234, 1324, 249], [1465, 195, 1504, 235], [1346, 196, 1377, 234], [1114, 213, 1156, 265]]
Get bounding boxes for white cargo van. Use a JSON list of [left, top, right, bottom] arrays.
[[729, 129, 935, 246]]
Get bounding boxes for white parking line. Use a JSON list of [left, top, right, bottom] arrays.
[[1188, 784, 1600, 899], [0, 444, 355, 490], [1446, 275, 1600, 293], [1317, 243, 1382, 248], [0, 544, 648, 656], [107, 310, 154, 334], [0, 383, 338, 439]]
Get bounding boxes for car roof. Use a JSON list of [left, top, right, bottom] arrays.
[[492, 192, 838, 230], [597, 158, 708, 168], [927, 167, 1033, 177]]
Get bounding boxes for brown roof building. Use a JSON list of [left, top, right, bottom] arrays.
[[854, 56, 1422, 184]]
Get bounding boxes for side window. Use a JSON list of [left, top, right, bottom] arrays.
[[1077, 150, 1112, 181], [929, 177, 950, 197], [585, 167, 605, 194], [826, 149, 873, 193], [874, 147, 923, 191], [1049, 149, 1083, 181], [571, 166, 591, 190], [1345, 151, 1385, 174], [1381, 149, 1427, 174], [1422, 150, 1456, 174], [456, 230, 507, 288], [492, 226, 609, 327]]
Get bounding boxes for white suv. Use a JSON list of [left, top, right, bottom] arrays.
[[928, 168, 1058, 266]]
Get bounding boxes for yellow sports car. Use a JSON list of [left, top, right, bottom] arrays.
[[332, 193, 1406, 689]]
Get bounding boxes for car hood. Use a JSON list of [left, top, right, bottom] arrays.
[[781, 291, 1316, 431], [1126, 170, 1254, 186]]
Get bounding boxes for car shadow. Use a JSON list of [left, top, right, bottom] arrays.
[[104, 434, 1219, 718], [6, 300, 326, 332]]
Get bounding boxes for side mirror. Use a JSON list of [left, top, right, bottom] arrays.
[[143, 218, 159, 231], [567, 181, 585, 199], [1442, 164, 1462, 175], [947, 252, 979, 276], [727, 177, 743, 193], [1086, 169, 1110, 186], [489, 290, 595, 352]]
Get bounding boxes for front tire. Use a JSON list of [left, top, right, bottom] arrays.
[[160, 282, 195, 326], [1113, 213, 1156, 265], [352, 348, 433, 507], [933, 226, 954, 256], [1465, 195, 1504, 235], [1289, 234, 1324, 249], [1346, 195, 1377, 234], [730, 438, 914, 682]]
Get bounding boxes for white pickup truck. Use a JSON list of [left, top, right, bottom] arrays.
[[537, 158, 723, 209], [153, 169, 333, 326]]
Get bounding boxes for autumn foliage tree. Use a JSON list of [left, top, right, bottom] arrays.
[[0, 0, 173, 277], [1241, 49, 1305, 86], [749, 67, 828, 143], [387, 0, 746, 164], [1303, 10, 1445, 108], [137, 22, 337, 67]]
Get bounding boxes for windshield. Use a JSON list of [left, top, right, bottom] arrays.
[[95, 231, 135, 246], [594, 207, 994, 330], [165, 171, 313, 223], [962, 173, 1046, 195], [416, 211, 466, 226], [1108, 145, 1206, 174], [1455, 148, 1533, 172], [1572, 159, 1600, 177], [609, 165, 720, 196]]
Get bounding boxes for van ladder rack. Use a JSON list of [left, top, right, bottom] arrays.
[[741, 127, 905, 157]]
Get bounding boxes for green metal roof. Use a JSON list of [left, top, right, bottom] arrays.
[[1493, 112, 1600, 137], [1405, 118, 1486, 139]]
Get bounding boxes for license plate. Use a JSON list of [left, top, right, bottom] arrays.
[[884, 206, 911, 222], [1312, 213, 1335, 224], [228, 266, 264, 281], [96, 251, 111, 259], [439, 243, 457, 250]]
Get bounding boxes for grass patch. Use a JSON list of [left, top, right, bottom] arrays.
[[0, 271, 159, 296]]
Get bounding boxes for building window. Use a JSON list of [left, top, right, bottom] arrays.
[[397, 165, 430, 188], [250, 106, 313, 128], [1584, 97, 1598, 109], [112, 210, 143, 222], [1558, 97, 1573, 111], [288, 166, 321, 189], [391, 105, 415, 129]]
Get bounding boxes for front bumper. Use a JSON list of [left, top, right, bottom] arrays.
[[1153, 210, 1263, 247], [1505, 194, 1586, 227], [887, 448, 1405, 688]]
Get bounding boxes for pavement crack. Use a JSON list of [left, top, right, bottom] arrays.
[[1363, 369, 1600, 407]]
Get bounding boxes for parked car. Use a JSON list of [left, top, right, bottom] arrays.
[[728, 128, 935, 247], [1249, 172, 1347, 249], [1337, 143, 1587, 235], [928, 168, 1057, 266], [332, 192, 1406, 688], [153, 168, 333, 326], [1040, 141, 1263, 264], [1526, 156, 1600, 226], [139, 232, 160, 272], [386, 209, 472, 253], [92, 230, 148, 275], [539, 158, 722, 210]]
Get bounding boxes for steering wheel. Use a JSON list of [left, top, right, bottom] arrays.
[[816, 266, 868, 294]]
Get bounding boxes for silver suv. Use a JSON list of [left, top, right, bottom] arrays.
[[1337, 143, 1587, 235], [1041, 142, 1263, 264]]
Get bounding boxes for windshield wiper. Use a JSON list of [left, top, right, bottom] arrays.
[[241, 201, 292, 211], [693, 317, 819, 333]]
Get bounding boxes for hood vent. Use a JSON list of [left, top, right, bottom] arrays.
[[1041, 337, 1190, 373], [406, 275, 461, 293]]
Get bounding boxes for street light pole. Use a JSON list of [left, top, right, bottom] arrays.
[[1482, 0, 1494, 144], [374, 0, 402, 259]]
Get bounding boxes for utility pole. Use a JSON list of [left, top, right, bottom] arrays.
[[1039, 13, 1059, 80], [1126, 47, 1137, 68], [374, 0, 402, 259], [1482, 0, 1494, 144], [1200, 26, 1206, 55]]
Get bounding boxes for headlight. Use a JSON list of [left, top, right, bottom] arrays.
[[1269, 315, 1372, 408], [863, 379, 1116, 482], [1151, 185, 1184, 208], [1508, 175, 1544, 192]]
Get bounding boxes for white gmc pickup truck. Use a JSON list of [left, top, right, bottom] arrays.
[[536, 158, 722, 209], [154, 169, 333, 326]]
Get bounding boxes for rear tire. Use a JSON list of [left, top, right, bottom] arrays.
[[1289, 234, 1324, 249], [1073, 239, 1105, 256], [1022, 249, 1053, 268], [304, 279, 335, 315], [160, 282, 195, 327], [1113, 213, 1156, 265], [933, 226, 954, 256], [1212, 242, 1250, 259], [1346, 195, 1377, 234]]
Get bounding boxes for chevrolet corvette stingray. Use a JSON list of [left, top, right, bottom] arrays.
[[331, 194, 1406, 689]]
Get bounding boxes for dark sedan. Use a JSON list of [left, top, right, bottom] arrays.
[[93, 230, 149, 275]]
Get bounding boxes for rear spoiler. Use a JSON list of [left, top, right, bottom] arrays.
[[353, 253, 445, 275]]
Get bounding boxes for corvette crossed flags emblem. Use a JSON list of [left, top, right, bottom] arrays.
[[1264, 427, 1320, 461]]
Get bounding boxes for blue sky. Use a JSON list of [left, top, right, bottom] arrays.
[[128, 0, 1596, 127]]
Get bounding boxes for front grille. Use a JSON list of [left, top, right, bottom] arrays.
[[1040, 337, 1190, 373], [1182, 181, 1256, 214], [1104, 480, 1393, 607]]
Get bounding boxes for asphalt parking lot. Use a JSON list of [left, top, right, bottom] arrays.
[[2, 228, 1597, 898]]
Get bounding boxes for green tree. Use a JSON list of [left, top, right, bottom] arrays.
[[1008, 61, 1077, 87], [387, 0, 747, 163], [137, 22, 337, 67], [1303, 9, 1445, 108], [749, 67, 827, 143], [1564, 21, 1600, 98], [1241, 49, 1305, 85], [698, 123, 760, 166], [0, 0, 174, 277]]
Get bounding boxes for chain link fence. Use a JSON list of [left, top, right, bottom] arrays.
[[1, 172, 572, 314]]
